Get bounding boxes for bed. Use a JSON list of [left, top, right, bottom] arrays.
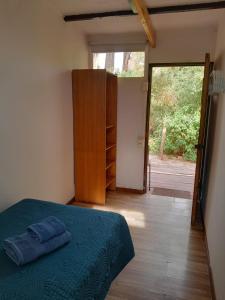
[[0, 199, 134, 300]]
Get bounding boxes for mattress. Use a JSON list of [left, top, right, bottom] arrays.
[[0, 199, 134, 300]]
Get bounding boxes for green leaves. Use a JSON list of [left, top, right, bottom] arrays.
[[150, 66, 204, 161], [164, 108, 200, 161]]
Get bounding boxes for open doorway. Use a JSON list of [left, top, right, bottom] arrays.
[[146, 64, 205, 200]]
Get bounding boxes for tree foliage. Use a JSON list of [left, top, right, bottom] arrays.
[[150, 66, 204, 161], [118, 52, 145, 77]]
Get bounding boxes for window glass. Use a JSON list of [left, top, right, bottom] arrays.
[[93, 52, 145, 77]]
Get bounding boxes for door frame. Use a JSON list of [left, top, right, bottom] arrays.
[[143, 62, 205, 196]]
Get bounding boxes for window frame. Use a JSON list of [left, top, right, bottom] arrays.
[[91, 50, 146, 78]]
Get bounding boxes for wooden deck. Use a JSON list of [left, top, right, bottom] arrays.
[[149, 155, 196, 199], [72, 191, 212, 300]]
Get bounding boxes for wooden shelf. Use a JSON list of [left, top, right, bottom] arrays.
[[106, 143, 116, 151], [106, 176, 115, 188], [106, 161, 115, 170], [106, 125, 115, 130], [73, 69, 117, 205]]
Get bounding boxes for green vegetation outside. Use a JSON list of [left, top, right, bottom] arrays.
[[149, 66, 204, 162]]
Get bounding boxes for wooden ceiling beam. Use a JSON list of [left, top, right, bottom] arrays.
[[131, 0, 156, 48]]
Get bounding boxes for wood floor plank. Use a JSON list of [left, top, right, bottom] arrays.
[[71, 191, 212, 300]]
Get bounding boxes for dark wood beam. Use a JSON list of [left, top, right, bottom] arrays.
[[64, 10, 133, 22], [64, 1, 225, 22]]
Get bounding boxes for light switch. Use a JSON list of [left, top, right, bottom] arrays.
[[137, 136, 145, 147], [142, 81, 149, 92]]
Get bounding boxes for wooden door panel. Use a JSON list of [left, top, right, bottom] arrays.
[[73, 70, 106, 205], [191, 54, 211, 225]]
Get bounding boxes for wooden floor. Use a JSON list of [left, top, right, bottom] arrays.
[[72, 191, 212, 300], [149, 155, 196, 199]]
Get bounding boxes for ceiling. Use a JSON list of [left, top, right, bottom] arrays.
[[54, 0, 225, 34], [56, 0, 224, 14]]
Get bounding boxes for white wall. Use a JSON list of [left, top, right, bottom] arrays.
[[117, 78, 147, 190], [149, 27, 217, 63], [0, 1, 88, 211], [0, 4, 219, 209], [205, 14, 225, 300], [116, 26, 217, 190], [88, 33, 147, 52]]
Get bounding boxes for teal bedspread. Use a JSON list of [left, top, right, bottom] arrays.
[[0, 199, 134, 300]]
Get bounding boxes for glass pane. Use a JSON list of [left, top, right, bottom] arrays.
[[93, 52, 145, 77]]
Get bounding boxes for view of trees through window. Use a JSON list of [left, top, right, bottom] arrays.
[[150, 66, 204, 161], [93, 52, 145, 77]]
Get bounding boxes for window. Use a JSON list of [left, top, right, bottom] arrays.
[[93, 52, 145, 77]]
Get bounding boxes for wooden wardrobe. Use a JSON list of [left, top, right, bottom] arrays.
[[72, 69, 117, 205]]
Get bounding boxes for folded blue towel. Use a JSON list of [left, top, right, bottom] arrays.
[[27, 216, 66, 243], [3, 231, 71, 266]]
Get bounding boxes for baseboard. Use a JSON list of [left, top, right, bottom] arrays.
[[67, 196, 104, 206], [205, 232, 217, 300], [67, 196, 75, 205], [116, 187, 145, 194], [67, 187, 145, 205]]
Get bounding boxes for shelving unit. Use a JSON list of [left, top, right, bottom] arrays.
[[106, 177, 115, 188], [106, 161, 115, 170], [106, 72, 117, 193], [106, 143, 116, 151], [106, 125, 115, 130], [72, 69, 117, 205]]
